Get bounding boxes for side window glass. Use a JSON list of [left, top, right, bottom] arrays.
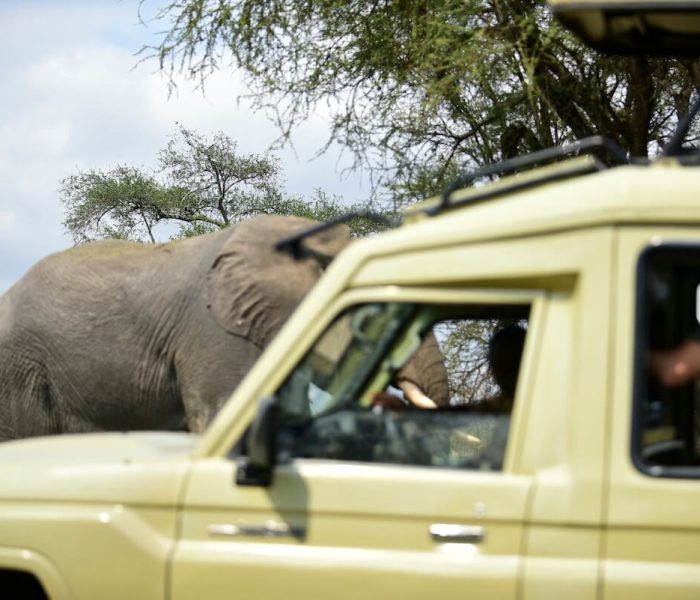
[[275, 303, 530, 471], [638, 246, 700, 475]]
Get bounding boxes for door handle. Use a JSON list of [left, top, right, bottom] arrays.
[[207, 521, 305, 539], [429, 523, 485, 543]]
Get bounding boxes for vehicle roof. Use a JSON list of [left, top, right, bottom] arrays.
[[392, 157, 700, 250]]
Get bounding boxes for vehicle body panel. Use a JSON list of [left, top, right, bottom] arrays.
[[0, 433, 193, 599], [604, 227, 700, 598]]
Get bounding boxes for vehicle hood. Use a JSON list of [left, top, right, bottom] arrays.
[[0, 432, 197, 505]]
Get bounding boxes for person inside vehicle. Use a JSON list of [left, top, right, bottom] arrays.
[[650, 335, 700, 387], [480, 324, 527, 413], [374, 323, 527, 411]]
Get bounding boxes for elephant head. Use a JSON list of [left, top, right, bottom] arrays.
[[206, 215, 352, 349]]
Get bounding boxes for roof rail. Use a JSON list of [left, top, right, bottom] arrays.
[[430, 136, 639, 216]]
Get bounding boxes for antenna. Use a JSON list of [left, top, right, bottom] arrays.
[[661, 92, 700, 158]]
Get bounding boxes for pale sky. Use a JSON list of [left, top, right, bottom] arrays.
[[0, 0, 365, 293]]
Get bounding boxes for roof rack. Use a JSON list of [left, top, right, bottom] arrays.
[[281, 115, 700, 251], [428, 135, 640, 216]]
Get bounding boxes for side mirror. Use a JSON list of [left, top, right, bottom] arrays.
[[236, 396, 277, 487]]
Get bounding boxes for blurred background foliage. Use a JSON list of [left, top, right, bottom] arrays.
[[146, 0, 700, 207], [60, 125, 384, 244]]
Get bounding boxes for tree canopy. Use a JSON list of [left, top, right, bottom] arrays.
[[131, 2, 700, 404], [60, 126, 380, 243], [145, 0, 700, 204]]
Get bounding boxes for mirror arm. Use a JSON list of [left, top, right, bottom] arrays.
[[236, 396, 277, 487]]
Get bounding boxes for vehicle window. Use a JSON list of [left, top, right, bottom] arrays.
[[275, 302, 530, 471], [637, 245, 700, 476]]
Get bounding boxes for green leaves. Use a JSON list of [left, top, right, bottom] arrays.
[[59, 125, 376, 244], [144, 0, 700, 206], [61, 166, 166, 243]]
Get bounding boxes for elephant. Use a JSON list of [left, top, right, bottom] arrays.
[[0, 214, 449, 440]]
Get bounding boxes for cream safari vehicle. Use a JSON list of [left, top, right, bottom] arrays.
[[4, 2, 700, 599]]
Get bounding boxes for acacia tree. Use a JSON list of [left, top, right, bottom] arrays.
[[145, 1, 700, 401], [60, 126, 378, 243], [144, 0, 700, 205]]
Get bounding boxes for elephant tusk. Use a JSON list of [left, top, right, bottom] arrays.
[[398, 380, 438, 409], [452, 430, 481, 445]]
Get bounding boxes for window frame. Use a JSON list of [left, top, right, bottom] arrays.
[[267, 286, 544, 473], [633, 242, 700, 479]]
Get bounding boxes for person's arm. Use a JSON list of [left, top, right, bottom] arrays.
[[650, 339, 700, 387]]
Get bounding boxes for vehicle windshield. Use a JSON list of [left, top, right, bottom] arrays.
[[273, 300, 530, 470], [277, 303, 415, 423]]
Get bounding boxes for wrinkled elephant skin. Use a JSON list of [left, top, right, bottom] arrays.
[[0, 215, 351, 439], [0, 214, 450, 440]]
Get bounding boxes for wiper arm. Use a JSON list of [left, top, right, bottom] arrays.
[[275, 211, 396, 258]]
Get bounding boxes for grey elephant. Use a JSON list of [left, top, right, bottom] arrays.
[[0, 214, 448, 440]]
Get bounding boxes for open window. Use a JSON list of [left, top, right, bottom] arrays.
[[274, 301, 530, 471], [635, 244, 700, 476]]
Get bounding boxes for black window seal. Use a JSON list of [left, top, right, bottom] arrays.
[[632, 242, 700, 479]]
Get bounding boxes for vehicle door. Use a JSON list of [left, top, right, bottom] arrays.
[[605, 231, 700, 599], [171, 287, 544, 600]]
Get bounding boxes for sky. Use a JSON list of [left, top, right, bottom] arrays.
[[0, 1, 365, 294]]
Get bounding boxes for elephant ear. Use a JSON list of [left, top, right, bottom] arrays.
[[206, 214, 351, 348]]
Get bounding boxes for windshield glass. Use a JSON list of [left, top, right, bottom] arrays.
[[277, 303, 414, 422], [272, 300, 531, 471]]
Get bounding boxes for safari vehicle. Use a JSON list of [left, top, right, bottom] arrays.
[[5, 2, 700, 600]]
